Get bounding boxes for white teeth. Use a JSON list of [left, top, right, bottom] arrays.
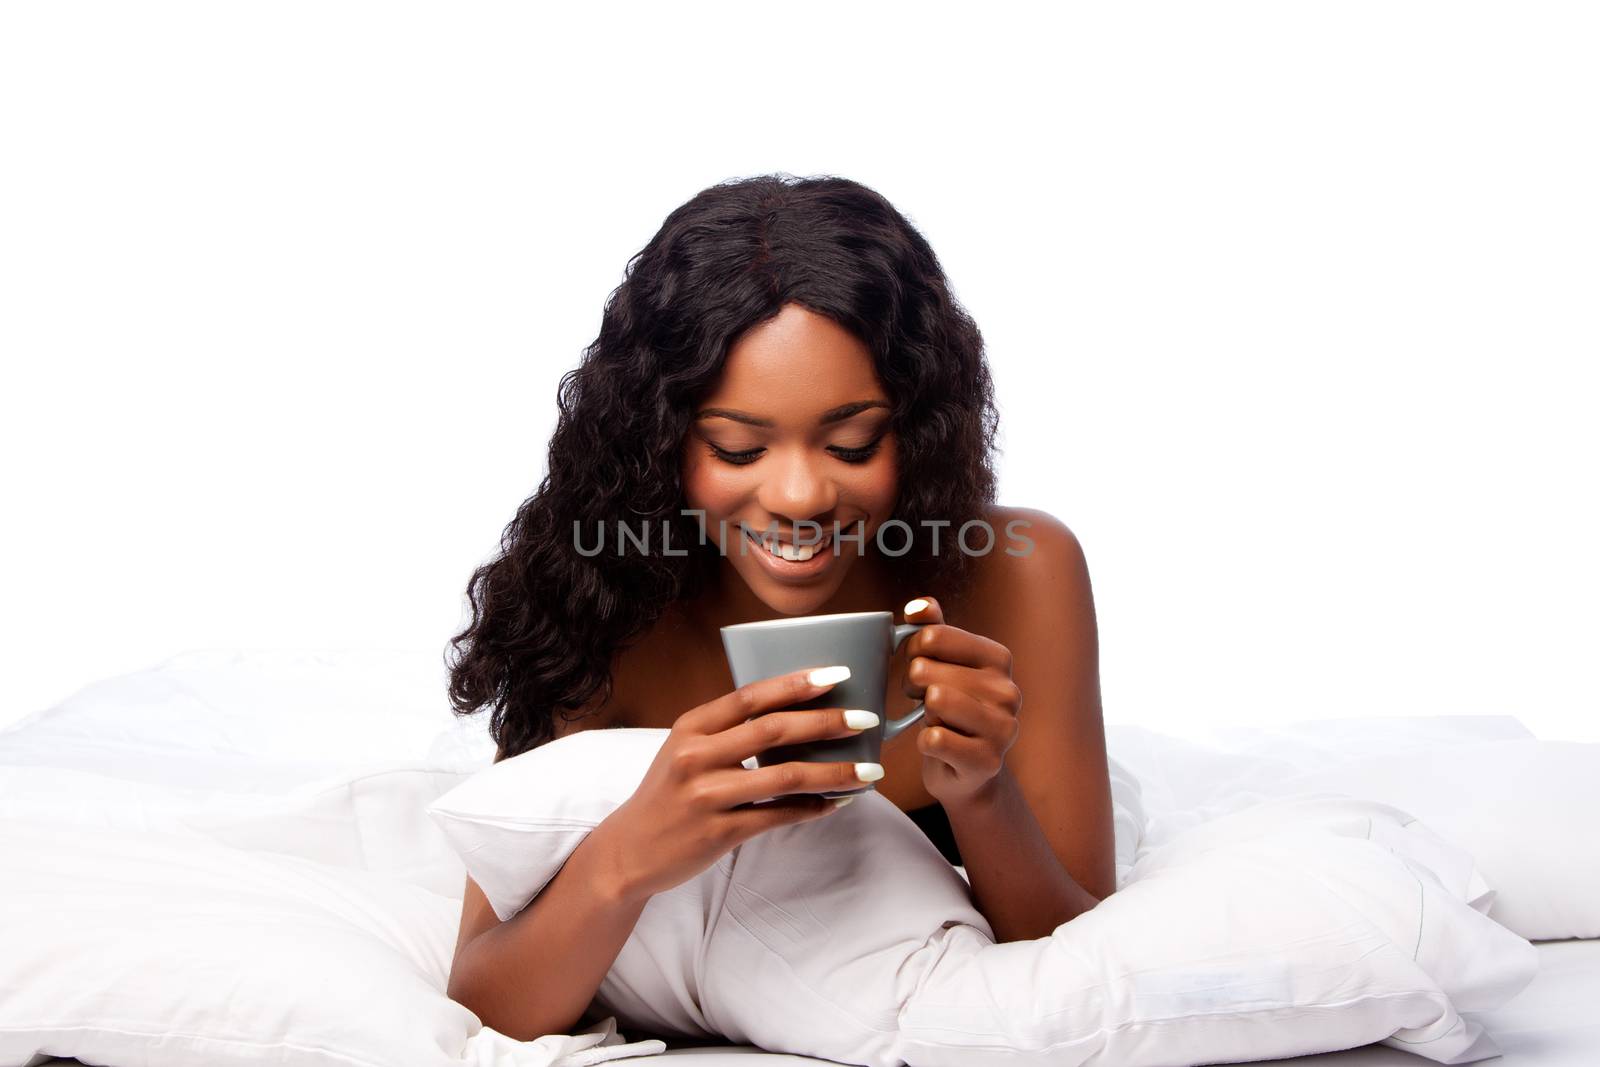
[[751, 532, 830, 562]]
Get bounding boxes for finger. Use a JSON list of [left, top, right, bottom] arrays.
[[681, 664, 853, 737], [703, 706, 878, 769], [904, 622, 1013, 673], [905, 657, 1002, 711], [919, 679, 995, 739], [914, 659, 1020, 717], [724, 792, 851, 842], [918, 720, 998, 777], [903, 596, 943, 625], [705, 756, 873, 810]]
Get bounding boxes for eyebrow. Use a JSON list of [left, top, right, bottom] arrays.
[[694, 400, 889, 428]]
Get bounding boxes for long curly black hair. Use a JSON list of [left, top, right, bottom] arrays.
[[446, 173, 1002, 761]]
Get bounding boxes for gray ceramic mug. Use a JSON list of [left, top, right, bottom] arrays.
[[720, 610, 927, 800]]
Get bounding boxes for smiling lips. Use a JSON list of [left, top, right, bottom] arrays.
[[743, 528, 839, 582]]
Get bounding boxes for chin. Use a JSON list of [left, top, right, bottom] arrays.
[[755, 585, 839, 616], [742, 561, 852, 616]]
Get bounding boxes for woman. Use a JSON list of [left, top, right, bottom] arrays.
[[444, 173, 1115, 1044]]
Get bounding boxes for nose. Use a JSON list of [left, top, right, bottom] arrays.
[[755, 444, 838, 526]]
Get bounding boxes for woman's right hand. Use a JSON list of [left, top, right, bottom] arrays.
[[599, 665, 878, 901]]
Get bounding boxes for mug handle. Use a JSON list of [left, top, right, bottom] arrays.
[[884, 623, 929, 741]]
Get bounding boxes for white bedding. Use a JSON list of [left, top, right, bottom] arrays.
[[3, 651, 1596, 1067], [640, 940, 1600, 1066], [20, 932, 1600, 1067]]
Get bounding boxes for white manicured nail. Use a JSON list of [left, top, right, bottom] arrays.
[[904, 598, 929, 615], [830, 795, 857, 808], [855, 762, 884, 783], [807, 665, 851, 687], [843, 710, 879, 730]]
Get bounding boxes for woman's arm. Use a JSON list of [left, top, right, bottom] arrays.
[[946, 766, 1102, 942], [922, 509, 1118, 942], [448, 816, 648, 1041]]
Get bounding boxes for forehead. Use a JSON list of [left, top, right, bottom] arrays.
[[701, 304, 886, 410]]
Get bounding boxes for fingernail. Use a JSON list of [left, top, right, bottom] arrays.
[[904, 598, 929, 615], [830, 795, 857, 808], [855, 762, 884, 783], [843, 709, 879, 730], [807, 665, 851, 687]]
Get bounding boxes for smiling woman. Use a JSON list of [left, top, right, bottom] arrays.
[[440, 173, 1115, 1044]]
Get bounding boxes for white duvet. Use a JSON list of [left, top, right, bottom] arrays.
[[0, 650, 1595, 1067]]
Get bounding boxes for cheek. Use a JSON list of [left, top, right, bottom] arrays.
[[684, 459, 768, 557], [680, 452, 743, 516], [861, 441, 900, 514]]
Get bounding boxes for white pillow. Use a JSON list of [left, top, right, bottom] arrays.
[[428, 729, 671, 921], [1105, 714, 1535, 824], [1261, 739, 1600, 941], [0, 760, 481, 901], [1121, 729, 1600, 942], [427, 728, 1538, 1067], [427, 726, 1147, 922], [0, 652, 500, 906], [0, 648, 460, 793], [0, 816, 668, 1067]]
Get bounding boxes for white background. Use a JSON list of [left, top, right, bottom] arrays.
[[3, 3, 1595, 742]]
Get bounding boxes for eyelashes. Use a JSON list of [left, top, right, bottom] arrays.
[[707, 438, 885, 467]]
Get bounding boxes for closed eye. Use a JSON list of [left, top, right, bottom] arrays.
[[707, 438, 884, 467]]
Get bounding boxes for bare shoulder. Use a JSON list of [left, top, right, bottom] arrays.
[[942, 505, 1093, 667], [986, 504, 1082, 555], [961, 506, 1088, 613]]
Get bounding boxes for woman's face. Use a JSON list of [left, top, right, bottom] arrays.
[[681, 302, 899, 617]]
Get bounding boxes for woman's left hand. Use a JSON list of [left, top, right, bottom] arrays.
[[900, 596, 1023, 809]]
